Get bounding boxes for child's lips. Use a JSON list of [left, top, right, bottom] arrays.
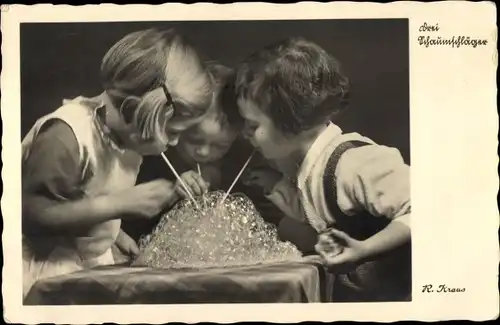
[[194, 156, 212, 163]]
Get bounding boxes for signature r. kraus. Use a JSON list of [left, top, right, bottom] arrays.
[[422, 284, 466, 293]]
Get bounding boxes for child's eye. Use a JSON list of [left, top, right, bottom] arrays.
[[172, 111, 192, 119], [172, 101, 196, 118], [179, 111, 192, 117], [216, 143, 231, 149]]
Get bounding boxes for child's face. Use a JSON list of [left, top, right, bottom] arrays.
[[238, 98, 298, 160], [177, 117, 237, 164], [132, 110, 206, 156]]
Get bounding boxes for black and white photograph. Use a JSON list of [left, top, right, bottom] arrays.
[[20, 17, 412, 305], [2, 2, 497, 323]]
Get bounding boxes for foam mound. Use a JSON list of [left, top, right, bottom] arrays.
[[134, 191, 302, 269]]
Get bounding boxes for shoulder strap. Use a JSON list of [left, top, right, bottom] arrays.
[[323, 140, 390, 239], [323, 140, 371, 218]]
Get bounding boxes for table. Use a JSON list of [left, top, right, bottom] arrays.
[[24, 258, 335, 304]]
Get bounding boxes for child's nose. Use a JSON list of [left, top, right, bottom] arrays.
[[168, 133, 180, 146]]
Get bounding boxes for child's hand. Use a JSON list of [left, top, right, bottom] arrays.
[[119, 179, 177, 219], [243, 167, 282, 194], [315, 229, 368, 274], [315, 231, 343, 256], [115, 230, 140, 259], [301, 254, 323, 264], [175, 170, 209, 198]]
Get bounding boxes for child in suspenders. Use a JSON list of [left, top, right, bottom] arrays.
[[234, 37, 411, 301]]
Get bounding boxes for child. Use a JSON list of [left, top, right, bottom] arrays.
[[234, 37, 411, 302], [171, 63, 243, 196], [129, 62, 284, 240], [22, 28, 213, 297]]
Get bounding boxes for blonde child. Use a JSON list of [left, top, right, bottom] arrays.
[[22, 28, 213, 297], [235, 37, 411, 301]]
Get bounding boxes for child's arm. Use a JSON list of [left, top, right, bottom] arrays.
[[23, 122, 176, 234], [24, 193, 129, 232], [318, 219, 410, 268], [320, 145, 411, 270], [355, 218, 410, 261], [243, 166, 307, 222]]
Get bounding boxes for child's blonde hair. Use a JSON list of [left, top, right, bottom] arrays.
[[101, 28, 213, 144]]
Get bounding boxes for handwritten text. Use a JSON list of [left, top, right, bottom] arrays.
[[418, 22, 488, 48], [422, 284, 466, 293]]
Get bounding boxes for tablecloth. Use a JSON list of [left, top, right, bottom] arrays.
[[24, 258, 335, 304]]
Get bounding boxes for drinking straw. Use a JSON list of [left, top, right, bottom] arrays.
[[197, 163, 202, 179], [197, 163, 208, 209], [220, 150, 256, 205], [161, 152, 199, 209]]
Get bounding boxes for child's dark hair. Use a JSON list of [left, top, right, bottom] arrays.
[[206, 62, 244, 129], [235, 37, 350, 135]]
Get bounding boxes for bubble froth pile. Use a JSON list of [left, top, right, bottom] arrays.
[[134, 191, 302, 269]]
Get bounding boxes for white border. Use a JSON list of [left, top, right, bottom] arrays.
[[2, 2, 498, 323]]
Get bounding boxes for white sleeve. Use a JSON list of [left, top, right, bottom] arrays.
[[335, 145, 411, 227]]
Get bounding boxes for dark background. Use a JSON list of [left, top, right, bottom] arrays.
[[20, 19, 410, 163]]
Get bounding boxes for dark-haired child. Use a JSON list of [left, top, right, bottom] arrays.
[[235, 37, 411, 301]]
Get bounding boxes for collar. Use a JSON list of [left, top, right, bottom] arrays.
[[81, 93, 127, 154], [297, 122, 343, 187]]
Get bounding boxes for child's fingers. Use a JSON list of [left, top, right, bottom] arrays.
[[191, 178, 204, 196], [316, 240, 338, 258], [314, 243, 323, 255], [317, 233, 335, 248], [328, 229, 353, 245], [323, 241, 336, 253], [180, 174, 195, 192], [194, 174, 209, 193], [185, 185, 197, 198], [184, 174, 203, 196], [317, 249, 331, 265], [129, 242, 140, 256], [316, 244, 351, 273], [301, 255, 322, 264], [176, 185, 189, 199], [327, 250, 352, 266]]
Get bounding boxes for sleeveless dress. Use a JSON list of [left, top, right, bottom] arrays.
[[22, 96, 143, 297]]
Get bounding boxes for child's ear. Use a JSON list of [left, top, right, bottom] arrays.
[[116, 115, 142, 142], [120, 96, 142, 125], [129, 131, 142, 143]]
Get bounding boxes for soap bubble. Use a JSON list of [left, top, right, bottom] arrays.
[[134, 191, 302, 269]]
